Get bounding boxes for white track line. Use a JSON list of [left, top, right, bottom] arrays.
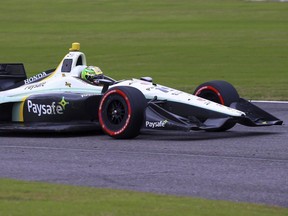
[[251, 100, 288, 104], [247, 0, 288, 2]]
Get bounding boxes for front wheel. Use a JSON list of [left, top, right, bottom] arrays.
[[98, 86, 147, 139], [194, 80, 240, 131]]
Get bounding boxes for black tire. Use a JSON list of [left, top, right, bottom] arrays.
[[98, 86, 147, 139], [193, 80, 240, 131]]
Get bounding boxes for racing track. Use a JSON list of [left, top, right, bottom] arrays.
[[0, 102, 287, 207]]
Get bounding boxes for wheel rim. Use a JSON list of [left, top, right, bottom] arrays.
[[107, 100, 125, 125]]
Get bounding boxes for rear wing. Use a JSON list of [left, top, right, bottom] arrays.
[[0, 63, 27, 90]]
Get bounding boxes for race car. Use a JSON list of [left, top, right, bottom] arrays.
[[0, 43, 283, 139]]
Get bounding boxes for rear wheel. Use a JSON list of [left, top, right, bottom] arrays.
[[98, 86, 146, 139], [194, 80, 240, 131]]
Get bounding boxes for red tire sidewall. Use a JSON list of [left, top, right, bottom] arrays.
[[194, 85, 225, 105]]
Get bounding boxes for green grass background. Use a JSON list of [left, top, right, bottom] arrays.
[[0, 0, 287, 99], [0, 179, 287, 216], [0, 0, 288, 215]]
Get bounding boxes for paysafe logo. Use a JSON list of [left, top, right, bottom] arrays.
[[27, 97, 69, 116]]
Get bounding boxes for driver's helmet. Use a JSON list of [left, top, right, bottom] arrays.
[[81, 66, 103, 82]]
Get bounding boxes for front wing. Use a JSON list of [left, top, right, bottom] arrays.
[[144, 98, 283, 131]]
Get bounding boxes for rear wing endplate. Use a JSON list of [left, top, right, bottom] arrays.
[[0, 63, 27, 90]]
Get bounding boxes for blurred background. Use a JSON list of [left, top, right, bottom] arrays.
[[0, 0, 287, 100]]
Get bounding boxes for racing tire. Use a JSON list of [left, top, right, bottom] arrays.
[[98, 86, 147, 139], [193, 80, 240, 132]]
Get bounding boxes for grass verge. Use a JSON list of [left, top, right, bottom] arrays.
[[0, 179, 287, 216], [0, 0, 287, 100]]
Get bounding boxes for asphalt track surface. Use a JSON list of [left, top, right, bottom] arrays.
[[0, 102, 287, 207]]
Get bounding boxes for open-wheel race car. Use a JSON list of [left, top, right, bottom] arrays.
[[0, 43, 283, 139]]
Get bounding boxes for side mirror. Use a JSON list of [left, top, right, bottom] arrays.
[[140, 77, 153, 82], [98, 79, 113, 94]]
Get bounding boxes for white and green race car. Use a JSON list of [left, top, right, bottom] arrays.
[[0, 43, 283, 139]]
